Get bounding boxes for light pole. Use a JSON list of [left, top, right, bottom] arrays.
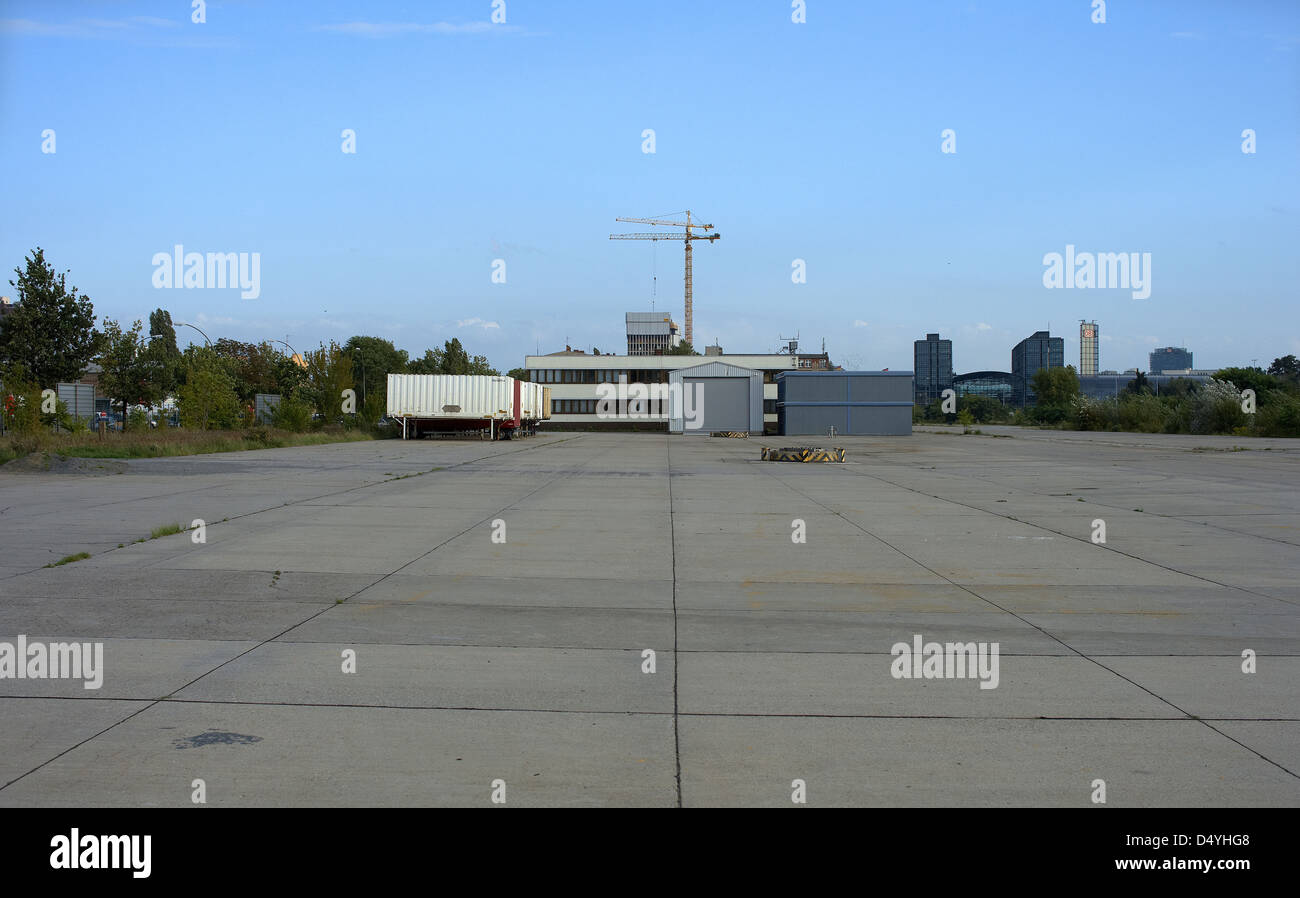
[[173, 322, 212, 347], [268, 339, 298, 359]]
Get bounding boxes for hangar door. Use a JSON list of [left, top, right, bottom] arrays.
[[685, 376, 749, 433]]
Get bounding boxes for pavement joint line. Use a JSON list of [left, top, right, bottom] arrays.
[[0, 434, 583, 583], [0, 434, 602, 793], [5, 696, 1297, 724], [2, 636, 1296, 658], [939, 465, 1300, 550], [752, 458, 1300, 781], [831, 457, 1300, 609], [667, 434, 683, 809], [2, 432, 1296, 802], [133, 435, 587, 572]]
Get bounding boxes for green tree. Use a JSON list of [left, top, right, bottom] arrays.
[[666, 340, 700, 356], [440, 338, 471, 375], [407, 340, 498, 376], [467, 353, 499, 376], [144, 309, 183, 399], [178, 347, 240, 430], [1031, 365, 1080, 407], [1267, 355, 1300, 386], [98, 319, 164, 430], [1124, 371, 1152, 396], [1214, 366, 1279, 396], [506, 367, 531, 382], [1161, 377, 1199, 399], [272, 351, 308, 398], [211, 339, 279, 403], [0, 248, 99, 386], [302, 341, 355, 422], [407, 348, 444, 374], [959, 395, 1010, 423], [343, 336, 409, 408]]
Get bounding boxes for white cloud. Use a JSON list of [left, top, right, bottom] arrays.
[[0, 15, 228, 45], [194, 313, 239, 326], [127, 16, 181, 28], [458, 317, 501, 329], [315, 21, 512, 37], [975, 322, 992, 331], [852, 320, 869, 328]]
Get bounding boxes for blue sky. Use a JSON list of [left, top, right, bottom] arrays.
[[2, 0, 1297, 373]]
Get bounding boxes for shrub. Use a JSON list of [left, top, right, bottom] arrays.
[[959, 395, 1012, 424], [1, 370, 42, 435], [1031, 404, 1069, 425], [1255, 390, 1300, 437], [272, 396, 313, 433], [41, 397, 78, 433], [1071, 396, 1113, 431], [361, 390, 386, 430], [1116, 393, 1167, 433], [1190, 379, 1246, 434], [178, 349, 240, 429]]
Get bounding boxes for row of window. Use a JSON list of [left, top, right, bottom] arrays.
[[552, 399, 668, 415], [531, 368, 785, 384], [532, 369, 669, 384], [550, 399, 779, 416]]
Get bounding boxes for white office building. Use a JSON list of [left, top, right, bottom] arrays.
[[526, 351, 825, 432]]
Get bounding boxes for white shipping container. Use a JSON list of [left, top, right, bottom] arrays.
[[518, 380, 544, 420], [387, 374, 514, 420]]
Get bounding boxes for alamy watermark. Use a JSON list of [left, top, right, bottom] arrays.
[[50, 829, 150, 878], [595, 376, 705, 430], [890, 634, 999, 689], [1042, 244, 1150, 299], [152, 244, 260, 299], [0, 635, 103, 689]]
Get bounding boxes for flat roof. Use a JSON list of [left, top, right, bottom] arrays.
[[779, 370, 914, 377], [526, 353, 800, 370]]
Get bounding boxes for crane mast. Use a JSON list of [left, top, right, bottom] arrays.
[[610, 211, 719, 347]]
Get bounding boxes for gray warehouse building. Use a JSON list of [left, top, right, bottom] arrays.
[[668, 361, 764, 434], [777, 371, 913, 436]]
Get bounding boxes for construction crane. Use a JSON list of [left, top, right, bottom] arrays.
[[610, 211, 719, 346]]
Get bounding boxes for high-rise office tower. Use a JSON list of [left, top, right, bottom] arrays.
[[913, 332, 953, 404], [1080, 320, 1099, 377]]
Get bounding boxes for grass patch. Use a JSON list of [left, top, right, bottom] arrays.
[[150, 523, 184, 539], [45, 552, 91, 568], [1, 427, 374, 465]]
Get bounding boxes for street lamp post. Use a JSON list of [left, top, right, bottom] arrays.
[[173, 322, 212, 347]]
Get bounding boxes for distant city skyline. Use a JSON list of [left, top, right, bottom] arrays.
[[2, 1, 1296, 375]]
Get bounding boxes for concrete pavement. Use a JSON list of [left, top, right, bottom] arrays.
[[0, 429, 1296, 806]]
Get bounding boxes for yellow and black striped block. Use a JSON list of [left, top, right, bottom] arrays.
[[710, 431, 749, 439], [760, 447, 846, 462]]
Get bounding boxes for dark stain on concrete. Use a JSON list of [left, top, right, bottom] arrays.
[[173, 730, 264, 750]]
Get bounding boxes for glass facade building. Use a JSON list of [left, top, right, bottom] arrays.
[[1011, 330, 1065, 405], [1079, 373, 1211, 400], [953, 371, 1023, 407], [913, 332, 953, 405], [1149, 346, 1193, 373]]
